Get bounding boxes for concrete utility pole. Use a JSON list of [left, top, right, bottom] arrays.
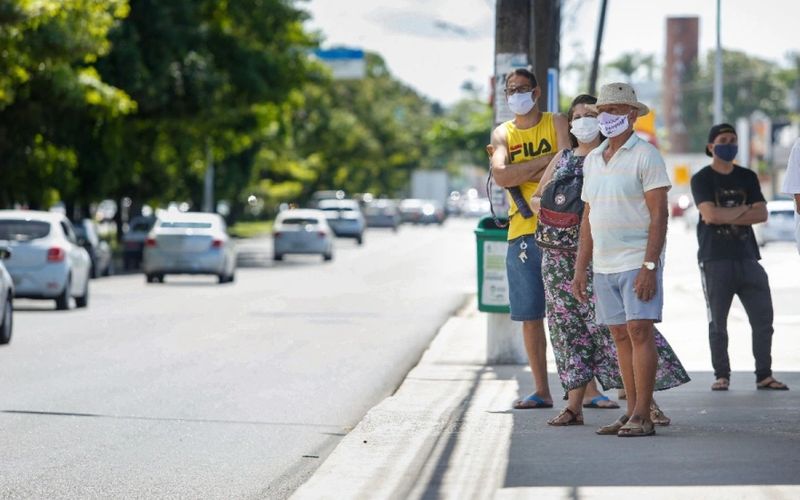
[[588, 0, 608, 96], [713, 0, 724, 123], [488, 0, 560, 364]]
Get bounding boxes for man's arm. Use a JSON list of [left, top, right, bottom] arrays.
[[572, 204, 593, 304], [634, 187, 669, 302], [490, 126, 554, 187], [696, 202, 751, 225], [730, 201, 768, 225], [553, 113, 571, 151]]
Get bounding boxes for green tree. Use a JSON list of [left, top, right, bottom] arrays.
[[0, 0, 133, 208], [681, 49, 791, 152]]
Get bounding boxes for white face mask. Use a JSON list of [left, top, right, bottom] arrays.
[[570, 116, 600, 143], [597, 112, 630, 138], [507, 91, 535, 116]]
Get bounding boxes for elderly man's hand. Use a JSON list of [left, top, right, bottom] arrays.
[[633, 268, 657, 302]]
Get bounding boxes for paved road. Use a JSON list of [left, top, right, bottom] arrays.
[[0, 218, 477, 499]]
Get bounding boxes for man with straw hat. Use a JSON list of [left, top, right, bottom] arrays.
[[572, 82, 672, 437]]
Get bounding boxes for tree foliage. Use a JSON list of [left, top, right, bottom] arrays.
[[0, 0, 492, 219]]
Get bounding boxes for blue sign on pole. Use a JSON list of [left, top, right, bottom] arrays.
[[314, 48, 366, 80], [547, 68, 559, 113]]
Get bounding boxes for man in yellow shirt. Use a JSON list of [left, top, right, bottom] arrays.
[[490, 68, 570, 408]]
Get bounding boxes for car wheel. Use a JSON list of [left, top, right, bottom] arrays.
[[0, 298, 12, 344], [90, 262, 99, 279], [357, 236, 364, 245], [75, 279, 89, 308], [218, 273, 228, 284], [146, 274, 163, 284], [55, 278, 71, 310], [273, 253, 283, 261], [103, 261, 113, 277], [323, 252, 333, 261]]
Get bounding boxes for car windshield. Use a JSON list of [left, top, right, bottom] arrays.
[[0, 220, 51, 241], [159, 221, 213, 229], [771, 210, 793, 218], [130, 220, 154, 232], [321, 207, 354, 212], [73, 226, 87, 237], [282, 218, 320, 225]]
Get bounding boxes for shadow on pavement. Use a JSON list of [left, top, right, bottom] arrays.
[[503, 370, 799, 488]]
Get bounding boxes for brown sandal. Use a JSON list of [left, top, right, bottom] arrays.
[[547, 407, 584, 426], [711, 378, 729, 391], [617, 416, 655, 437], [596, 414, 629, 435]]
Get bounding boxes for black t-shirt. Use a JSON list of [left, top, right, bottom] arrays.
[[690, 165, 765, 262]]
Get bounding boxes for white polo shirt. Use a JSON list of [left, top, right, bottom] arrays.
[[780, 138, 800, 253], [581, 133, 671, 274]]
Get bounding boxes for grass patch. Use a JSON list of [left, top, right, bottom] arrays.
[[229, 220, 273, 239]]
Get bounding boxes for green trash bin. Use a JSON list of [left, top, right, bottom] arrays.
[[474, 215, 510, 313]]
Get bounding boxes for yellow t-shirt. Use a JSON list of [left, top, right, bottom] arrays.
[[504, 112, 558, 240]]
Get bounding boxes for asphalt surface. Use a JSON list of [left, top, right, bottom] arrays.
[[0, 218, 477, 499]]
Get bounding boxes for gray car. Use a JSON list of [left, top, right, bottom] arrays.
[[272, 209, 334, 261], [754, 200, 796, 247], [142, 212, 236, 284], [0, 246, 13, 344], [318, 199, 366, 245], [74, 218, 113, 278], [0, 210, 91, 310]]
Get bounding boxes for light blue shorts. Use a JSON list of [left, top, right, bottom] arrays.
[[593, 266, 664, 326], [506, 235, 546, 321]]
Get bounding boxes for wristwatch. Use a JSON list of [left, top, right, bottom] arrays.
[[643, 261, 657, 271]]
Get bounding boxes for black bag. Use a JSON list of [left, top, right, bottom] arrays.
[[534, 157, 584, 250]]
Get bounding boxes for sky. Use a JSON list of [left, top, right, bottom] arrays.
[[304, 0, 800, 106]]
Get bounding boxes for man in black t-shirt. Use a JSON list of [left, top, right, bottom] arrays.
[[690, 123, 789, 392]]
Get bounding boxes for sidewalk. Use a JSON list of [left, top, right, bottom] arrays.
[[292, 299, 800, 499], [292, 229, 800, 499]]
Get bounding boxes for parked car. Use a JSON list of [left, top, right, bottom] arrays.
[[310, 190, 346, 208], [273, 209, 334, 261], [754, 200, 796, 247], [0, 210, 91, 310], [142, 212, 236, 284], [317, 199, 366, 244], [122, 215, 156, 270], [0, 246, 13, 344], [364, 199, 400, 231], [399, 198, 446, 225], [73, 218, 113, 278]]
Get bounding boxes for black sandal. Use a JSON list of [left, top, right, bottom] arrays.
[[756, 377, 789, 390]]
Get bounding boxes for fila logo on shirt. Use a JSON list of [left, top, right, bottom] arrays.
[[509, 139, 552, 162]]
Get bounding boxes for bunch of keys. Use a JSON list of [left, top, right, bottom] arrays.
[[518, 240, 528, 263]]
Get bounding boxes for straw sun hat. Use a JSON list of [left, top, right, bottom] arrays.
[[591, 82, 650, 116]]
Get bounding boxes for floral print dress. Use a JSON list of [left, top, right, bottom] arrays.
[[540, 150, 690, 393]]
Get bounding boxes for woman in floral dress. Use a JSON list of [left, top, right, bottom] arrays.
[[531, 94, 690, 427]]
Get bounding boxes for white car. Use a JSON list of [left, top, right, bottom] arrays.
[[754, 200, 796, 247], [272, 209, 334, 261], [0, 210, 91, 310], [317, 199, 366, 245], [142, 212, 236, 283], [0, 246, 13, 343]]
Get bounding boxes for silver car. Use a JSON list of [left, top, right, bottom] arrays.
[[0, 210, 91, 310], [272, 209, 334, 261], [754, 200, 796, 247], [0, 246, 13, 344], [318, 199, 366, 245], [142, 212, 236, 284]]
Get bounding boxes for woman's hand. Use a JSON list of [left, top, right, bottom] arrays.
[[572, 269, 589, 304]]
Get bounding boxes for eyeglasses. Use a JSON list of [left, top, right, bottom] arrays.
[[504, 85, 533, 96]]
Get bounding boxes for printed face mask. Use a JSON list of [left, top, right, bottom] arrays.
[[597, 112, 630, 138], [507, 91, 535, 115], [570, 116, 600, 143], [713, 144, 738, 162]]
